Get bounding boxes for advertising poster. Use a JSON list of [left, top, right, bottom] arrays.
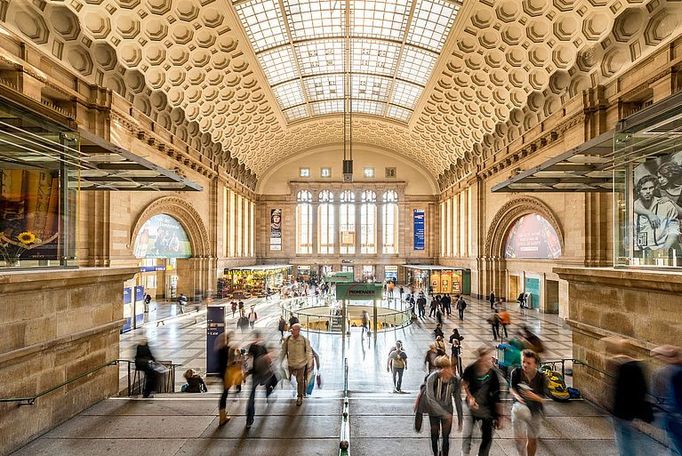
[[270, 208, 282, 251], [134, 214, 192, 259], [206, 306, 226, 374], [430, 271, 441, 294], [504, 214, 561, 259], [134, 286, 145, 328], [632, 154, 682, 264], [121, 287, 133, 333], [413, 209, 425, 250], [452, 271, 462, 294], [440, 270, 452, 295]]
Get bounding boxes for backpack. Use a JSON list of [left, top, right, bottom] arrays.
[[541, 366, 571, 402]]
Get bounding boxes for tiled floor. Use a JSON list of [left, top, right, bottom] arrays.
[[15, 294, 673, 455]]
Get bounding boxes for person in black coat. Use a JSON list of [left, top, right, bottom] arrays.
[[135, 339, 158, 398]]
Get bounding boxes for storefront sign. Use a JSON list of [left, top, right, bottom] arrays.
[[270, 208, 282, 251], [413, 209, 425, 250], [335, 282, 383, 300], [325, 271, 354, 283]]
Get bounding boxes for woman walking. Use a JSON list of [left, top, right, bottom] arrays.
[[423, 356, 463, 456]]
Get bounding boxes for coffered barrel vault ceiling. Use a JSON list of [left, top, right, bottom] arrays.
[[2, 0, 682, 183]]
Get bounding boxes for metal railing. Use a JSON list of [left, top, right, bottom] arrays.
[[0, 359, 182, 405], [339, 357, 350, 456]]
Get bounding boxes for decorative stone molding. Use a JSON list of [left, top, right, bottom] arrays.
[[129, 196, 211, 258], [484, 196, 564, 258]]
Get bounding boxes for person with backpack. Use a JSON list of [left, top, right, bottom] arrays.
[[181, 369, 207, 393], [499, 306, 511, 340], [511, 350, 547, 456], [456, 295, 467, 321], [422, 356, 463, 456], [387, 341, 408, 393], [280, 323, 313, 406], [461, 345, 503, 456]]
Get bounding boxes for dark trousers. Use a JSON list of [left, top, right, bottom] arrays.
[[458, 309, 464, 320], [501, 324, 509, 339], [246, 380, 258, 425], [142, 368, 158, 397], [419, 306, 425, 318], [429, 307, 436, 317], [492, 323, 500, 341], [429, 414, 453, 456], [219, 387, 230, 410], [462, 415, 494, 456], [392, 367, 404, 391]]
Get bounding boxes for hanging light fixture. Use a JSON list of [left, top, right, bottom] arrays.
[[342, 0, 353, 183]]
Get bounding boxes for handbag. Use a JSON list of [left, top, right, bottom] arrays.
[[306, 371, 316, 395], [225, 365, 244, 388]]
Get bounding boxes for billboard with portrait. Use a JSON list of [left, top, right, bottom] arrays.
[[270, 208, 282, 251], [133, 214, 192, 259], [632, 153, 682, 264], [504, 214, 561, 259]]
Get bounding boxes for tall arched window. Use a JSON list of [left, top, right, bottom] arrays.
[[296, 190, 313, 254], [318, 190, 334, 254], [339, 190, 355, 254], [382, 190, 399, 254], [360, 190, 377, 254]]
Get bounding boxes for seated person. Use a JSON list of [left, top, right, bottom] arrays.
[[181, 369, 207, 393]]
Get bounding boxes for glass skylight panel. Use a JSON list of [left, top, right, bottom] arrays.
[[354, 100, 385, 116], [296, 40, 344, 76], [351, 0, 409, 41], [258, 47, 298, 85], [303, 75, 344, 102], [391, 80, 422, 109], [235, 0, 289, 53], [310, 100, 344, 116], [283, 0, 344, 40], [273, 80, 306, 109], [407, 0, 459, 52], [284, 105, 308, 121], [352, 74, 391, 101], [387, 105, 412, 122], [351, 39, 400, 76], [396, 46, 437, 86]]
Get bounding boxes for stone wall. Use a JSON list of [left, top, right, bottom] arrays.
[[0, 267, 137, 456], [555, 267, 682, 409]]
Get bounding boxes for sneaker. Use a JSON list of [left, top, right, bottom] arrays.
[[296, 398, 303, 406]]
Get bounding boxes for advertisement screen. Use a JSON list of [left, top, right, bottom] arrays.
[[632, 154, 682, 265], [134, 214, 192, 259], [270, 208, 282, 251], [504, 214, 561, 259]]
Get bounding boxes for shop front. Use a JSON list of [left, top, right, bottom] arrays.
[[220, 264, 291, 299], [403, 265, 471, 295]]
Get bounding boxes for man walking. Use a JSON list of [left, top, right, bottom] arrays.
[[245, 330, 274, 428], [387, 341, 408, 393], [489, 291, 496, 310], [456, 295, 467, 321], [417, 294, 427, 319], [461, 346, 503, 456], [280, 323, 313, 406], [511, 350, 546, 456]]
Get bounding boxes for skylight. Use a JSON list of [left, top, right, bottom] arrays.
[[233, 0, 462, 123]]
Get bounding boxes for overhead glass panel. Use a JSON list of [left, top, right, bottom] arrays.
[[408, 0, 459, 51], [232, 0, 462, 123], [304, 75, 344, 102], [296, 40, 344, 76], [273, 80, 306, 109], [258, 47, 299, 85], [391, 80, 422, 109], [283, 0, 345, 40], [234, 0, 289, 52], [397, 46, 437, 86]]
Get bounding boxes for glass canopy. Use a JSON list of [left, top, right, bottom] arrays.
[[233, 0, 461, 123]]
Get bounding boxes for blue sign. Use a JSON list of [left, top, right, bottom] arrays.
[[134, 286, 145, 327], [122, 287, 133, 333], [140, 265, 166, 272], [206, 306, 226, 374], [413, 209, 425, 250]]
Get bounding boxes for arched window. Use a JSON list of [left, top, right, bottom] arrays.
[[382, 190, 399, 254], [339, 190, 355, 254], [360, 190, 377, 254], [296, 190, 313, 254], [318, 190, 335, 254]]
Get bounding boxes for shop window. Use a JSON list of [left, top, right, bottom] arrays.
[[340, 190, 355, 254], [362, 265, 375, 281], [296, 190, 313, 254], [318, 190, 335, 254], [382, 190, 398, 254], [504, 213, 561, 259], [360, 190, 377, 254]]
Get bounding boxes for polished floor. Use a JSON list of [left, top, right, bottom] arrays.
[[13, 294, 672, 455]]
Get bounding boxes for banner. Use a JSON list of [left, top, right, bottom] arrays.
[[413, 209, 425, 250], [270, 208, 282, 251], [121, 287, 133, 333], [134, 285, 145, 328]]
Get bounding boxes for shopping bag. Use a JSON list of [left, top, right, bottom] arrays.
[[306, 371, 316, 395]]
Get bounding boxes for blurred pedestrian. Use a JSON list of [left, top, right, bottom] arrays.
[[387, 340, 408, 393], [449, 329, 464, 375], [499, 306, 511, 340], [489, 291, 496, 310], [461, 346, 503, 456], [604, 337, 653, 456], [247, 306, 258, 329], [238, 301, 245, 316], [511, 350, 546, 456], [135, 338, 159, 398], [651, 345, 682, 455], [230, 301, 237, 318], [245, 330, 275, 428], [488, 311, 501, 341], [434, 323, 445, 340], [423, 356, 463, 456], [280, 323, 313, 406], [216, 331, 242, 425], [424, 343, 440, 373], [361, 310, 370, 338], [277, 315, 287, 340]]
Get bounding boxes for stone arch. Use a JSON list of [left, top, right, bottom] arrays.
[[130, 196, 210, 258], [484, 196, 564, 258]]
